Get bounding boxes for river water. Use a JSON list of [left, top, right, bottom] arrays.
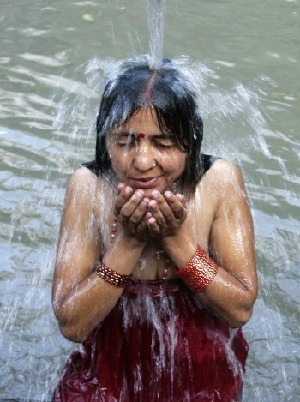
[[0, 0, 299, 400]]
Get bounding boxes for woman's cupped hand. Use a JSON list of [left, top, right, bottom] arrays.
[[114, 183, 187, 241]]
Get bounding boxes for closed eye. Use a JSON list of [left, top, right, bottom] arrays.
[[116, 134, 137, 147], [114, 132, 176, 149], [154, 137, 176, 148]]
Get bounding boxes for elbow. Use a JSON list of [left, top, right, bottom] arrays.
[[227, 294, 256, 328], [227, 306, 254, 328], [53, 304, 108, 343], [53, 303, 91, 343], [229, 285, 258, 328], [58, 321, 89, 343]]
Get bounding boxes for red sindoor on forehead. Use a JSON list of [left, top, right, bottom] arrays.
[[138, 133, 145, 139]]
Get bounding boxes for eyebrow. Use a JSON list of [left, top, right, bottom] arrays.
[[115, 131, 173, 139]]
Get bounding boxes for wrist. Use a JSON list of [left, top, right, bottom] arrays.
[[175, 245, 219, 293], [162, 234, 197, 268], [103, 233, 146, 276], [94, 261, 132, 287], [117, 230, 147, 249]]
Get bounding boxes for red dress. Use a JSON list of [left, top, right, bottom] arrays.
[[52, 279, 248, 401]]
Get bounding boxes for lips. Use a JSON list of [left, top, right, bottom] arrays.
[[128, 176, 160, 189]]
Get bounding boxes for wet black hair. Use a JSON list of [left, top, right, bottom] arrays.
[[95, 57, 204, 193]]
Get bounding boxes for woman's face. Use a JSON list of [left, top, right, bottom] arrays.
[[106, 108, 186, 195]]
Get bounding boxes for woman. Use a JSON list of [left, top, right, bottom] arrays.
[[52, 58, 258, 401]]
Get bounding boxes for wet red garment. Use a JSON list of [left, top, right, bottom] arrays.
[[52, 279, 248, 401]]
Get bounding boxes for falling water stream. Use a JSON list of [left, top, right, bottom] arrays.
[[0, 0, 299, 401], [146, 0, 167, 69]]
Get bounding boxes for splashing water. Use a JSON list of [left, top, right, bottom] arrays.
[[146, 0, 168, 69], [3, 55, 297, 402], [1, 0, 298, 398], [47, 56, 265, 400]]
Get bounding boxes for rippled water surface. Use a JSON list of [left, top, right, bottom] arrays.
[[1, 0, 299, 400]]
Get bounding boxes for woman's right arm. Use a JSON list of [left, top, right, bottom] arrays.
[[52, 167, 145, 343]]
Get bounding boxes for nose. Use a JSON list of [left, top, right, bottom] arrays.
[[133, 142, 157, 172]]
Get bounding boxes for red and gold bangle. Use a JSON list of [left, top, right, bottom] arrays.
[[94, 261, 132, 287], [175, 245, 219, 293]]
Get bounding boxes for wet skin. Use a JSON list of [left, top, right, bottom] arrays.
[[52, 109, 258, 343]]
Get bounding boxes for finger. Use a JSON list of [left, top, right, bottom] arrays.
[[117, 182, 126, 194], [120, 190, 145, 218], [115, 186, 134, 212], [128, 197, 149, 225], [175, 193, 187, 208], [148, 191, 175, 224], [164, 191, 187, 221], [145, 215, 160, 235], [147, 199, 167, 227]]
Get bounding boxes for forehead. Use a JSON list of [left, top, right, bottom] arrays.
[[117, 107, 161, 133]]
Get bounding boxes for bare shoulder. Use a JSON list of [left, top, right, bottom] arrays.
[[206, 158, 245, 184], [57, 166, 102, 256], [201, 158, 247, 198], [63, 167, 115, 227], [67, 166, 99, 191], [65, 166, 99, 202], [196, 158, 250, 226]]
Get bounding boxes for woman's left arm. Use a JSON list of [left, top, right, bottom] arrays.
[[163, 161, 258, 327]]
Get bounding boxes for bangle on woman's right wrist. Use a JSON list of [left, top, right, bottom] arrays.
[[94, 261, 132, 287]]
